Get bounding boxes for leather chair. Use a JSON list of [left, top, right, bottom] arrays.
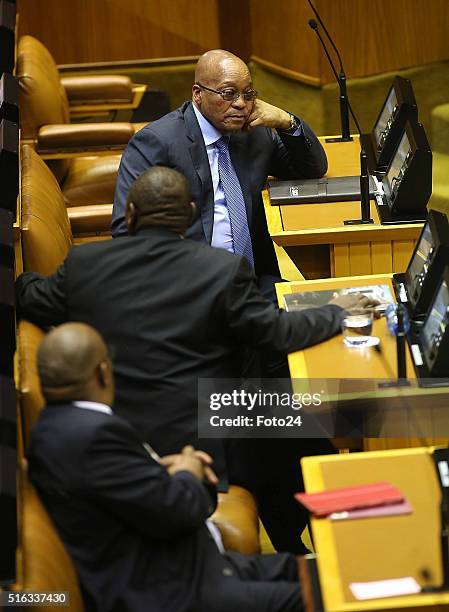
[[16, 35, 144, 212], [20, 143, 111, 254], [14, 320, 84, 611], [19, 144, 261, 554], [18, 461, 85, 612]]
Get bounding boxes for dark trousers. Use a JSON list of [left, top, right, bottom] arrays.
[[198, 551, 302, 612], [230, 274, 336, 553], [226, 438, 335, 554]]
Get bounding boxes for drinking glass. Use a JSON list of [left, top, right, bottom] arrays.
[[341, 312, 374, 347]]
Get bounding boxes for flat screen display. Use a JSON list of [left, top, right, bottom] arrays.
[[422, 279, 449, 356], [374, 88, 398, 145], [386, 131, 410, 192], [407, 224, 434, 289]]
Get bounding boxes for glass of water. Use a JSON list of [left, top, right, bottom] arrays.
[[341, 312, 374, 347]]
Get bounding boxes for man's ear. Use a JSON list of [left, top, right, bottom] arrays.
[[97, 360, 110, 389], [192, 85, 202, 107], [125, 202, 137, 234], [188, 201, 197, 224]]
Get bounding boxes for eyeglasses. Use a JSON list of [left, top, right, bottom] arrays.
[[196, 82, 258, 102]]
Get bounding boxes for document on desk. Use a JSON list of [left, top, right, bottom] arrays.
[[284, 284, 394, 312], [350, 576, 421, 600], [295, 481, 405, 517], [329, 499, 412, 521]]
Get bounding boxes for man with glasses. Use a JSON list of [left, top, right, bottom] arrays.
[[112, 49, 327, 300]]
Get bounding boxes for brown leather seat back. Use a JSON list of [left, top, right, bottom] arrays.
[[19, 466, 85, 611], [21, 144, 73, 275], [213, 486, 261, 554], [17, 35, 71, 182], [17, 35, 70, 141], [16, 320, 84, 608], [17, 320, 45, 450]]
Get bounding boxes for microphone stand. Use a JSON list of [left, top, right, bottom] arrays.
[[307, 2, 373, 224], [344, 147, 374, 225], [307, 16, 351, 143], [380, 304, 411, 388]]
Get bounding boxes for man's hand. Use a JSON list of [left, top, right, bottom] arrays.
[[244, 99, 291, 131], [330, 292, 381, 316], [160, 445, 218, 485]]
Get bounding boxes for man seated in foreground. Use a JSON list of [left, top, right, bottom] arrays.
[[29, 323, 304, 612], [17, 166, 377, 555]]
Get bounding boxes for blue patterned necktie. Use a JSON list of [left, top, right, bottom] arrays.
[[215, 136, 254, 267]]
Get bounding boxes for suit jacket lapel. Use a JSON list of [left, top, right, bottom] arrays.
[[229, 133, 253, 226], [184, 103, 214, 243]]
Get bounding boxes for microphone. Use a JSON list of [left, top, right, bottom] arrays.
[[308, 2, 373, 224], [307, 12, 351, 142]]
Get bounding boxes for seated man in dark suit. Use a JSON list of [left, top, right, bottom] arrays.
[[16, 166, 376, 554], [112, 49, 328, 301], [29, 322, 303, 612]]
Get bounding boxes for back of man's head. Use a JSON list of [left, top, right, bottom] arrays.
[[37, 322, 113, 405], [125, 166, 194, 235]]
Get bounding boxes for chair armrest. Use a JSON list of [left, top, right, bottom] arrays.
[[68, 204, 113, 235], [212, 485, 260, 554], [37, 123, 134, 154], [133, 122, 148, 133], [61, 75, 133, 104]]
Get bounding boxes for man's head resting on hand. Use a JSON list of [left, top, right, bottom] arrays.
[[192, 50, 256, 134]]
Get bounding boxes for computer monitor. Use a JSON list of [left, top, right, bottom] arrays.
[[421, 268, 449, 377], [381, 120, 432, 216], [404, 210, 449, 315], [365, 76, 418, 174]]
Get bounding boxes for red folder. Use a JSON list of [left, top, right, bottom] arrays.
[[295, 481, 404, 517]]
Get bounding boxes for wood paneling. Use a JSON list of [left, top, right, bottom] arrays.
[[318, 0, 449, 83], [218, 0, 252, 62], [17, 0, 221, 63], [250, 0, 449, 85], [17, 0, 449, 80], [250, 0, 321, 84]]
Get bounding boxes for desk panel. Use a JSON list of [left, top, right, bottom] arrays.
[[277, 275, 449, 449], [302, 448, 449, 612], [265, 137, 423, 279]]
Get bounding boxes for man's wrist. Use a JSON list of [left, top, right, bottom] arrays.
[[279, 112, 301, 134]]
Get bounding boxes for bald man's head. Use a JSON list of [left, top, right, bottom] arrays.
[[37, 323, 113, 404], [125, 166, 195, 235], [192, 50, 255, 133], [194, 50, 249, 87]]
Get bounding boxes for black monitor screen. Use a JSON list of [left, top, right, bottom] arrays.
[[407, 223, 434, 288], [374, 88, 398, 146], [422, 279, 449, 355], [386, 131, 410, 191]]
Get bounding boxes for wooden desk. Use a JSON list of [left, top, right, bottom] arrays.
[[276, 275, 449, 449], [265, 137, 423, 279], [301, 447, 449, 612]]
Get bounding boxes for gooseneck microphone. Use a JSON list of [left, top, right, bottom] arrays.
[[307, 3, 373, 224], [307, 9, 351, 142]]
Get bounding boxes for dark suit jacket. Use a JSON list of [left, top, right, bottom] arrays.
[[16, 230, 345, 482], [28, 404, 235, 612], [112, 101, 327, 277]]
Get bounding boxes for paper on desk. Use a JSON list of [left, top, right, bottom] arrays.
[[350, 577, 421, 600], [329, 499, 412, 520]]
